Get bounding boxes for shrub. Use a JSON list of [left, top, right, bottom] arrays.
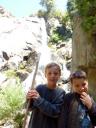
[[0, 80, 25, 126]]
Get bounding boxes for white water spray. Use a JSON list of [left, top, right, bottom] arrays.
[[39, 18, 51, 67]]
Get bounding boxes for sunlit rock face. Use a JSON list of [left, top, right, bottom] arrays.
[[0, 6, 46, 72], [0, 6, 48, 90]]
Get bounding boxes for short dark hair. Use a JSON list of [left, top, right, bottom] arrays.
[[70, 70, 87, 83], [45, 62, 61, 74]]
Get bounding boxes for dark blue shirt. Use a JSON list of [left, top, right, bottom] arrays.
[[78, 101, 92, 128], [28, 84, 65, 128]]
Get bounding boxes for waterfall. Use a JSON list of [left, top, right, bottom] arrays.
[[39, 18, 51, 67], [23, 18, 51, 92]]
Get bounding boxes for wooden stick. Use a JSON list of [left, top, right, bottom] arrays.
[[22, 55, 40, 128]]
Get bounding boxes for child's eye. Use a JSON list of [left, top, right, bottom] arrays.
[[75, 84, 79, 88], [82, 83, 86, 86], [48, 72, 52, 75], [54, 72, 58, 75]]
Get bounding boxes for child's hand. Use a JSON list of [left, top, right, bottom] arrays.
[[27, 89, 40, 100], [80, 92, 92, 109]]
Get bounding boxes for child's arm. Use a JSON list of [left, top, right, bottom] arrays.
[[33, 92, 64, 118], [26, 89, 39, 110], [80, 92, 96, 125], [88, 101, 96, 126], [80, 92, 92, 109], [33, 89, 65, 118]]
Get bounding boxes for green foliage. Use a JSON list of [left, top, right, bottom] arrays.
[[76, 0, 96, 32], [14, 112, 25, 128], [49, 22, 72, 44], [19, 63, 26, 70], [50, 30, 62, 44], [4, 69, 17, 78], [67, 0, 77, 18], [48, 10, 72, 45], [37, 10, 47, 18], [82, 16, 96, 32], [40, 0, 55, 13], [38, 0, 72, 44], [0, 81, 25, 120], [53, 10, 70, 26], [67, 0, 96, 32], [50, 25, 72, 44], [37, 9, 54, 20], [39, 0, 55, 20]]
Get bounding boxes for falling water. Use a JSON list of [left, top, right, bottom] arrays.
[[34, 18, 52, 87], [39, 18, 51, 67], [23, 18, 51, 92]]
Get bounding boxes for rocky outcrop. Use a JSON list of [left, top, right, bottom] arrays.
[[0, 6, 13, 17], [0, 7, 46, 71], [72, 15, 96, 98], [0, 6, 72, 91], [0, 6, 48, 89]]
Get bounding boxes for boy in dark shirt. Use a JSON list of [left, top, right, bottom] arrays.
[[58, 70, 96, 128], [26, 62, 65, 128]]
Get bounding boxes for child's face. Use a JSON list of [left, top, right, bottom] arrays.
[[72, 78, 88, 94], [45, 66, 60, 88]]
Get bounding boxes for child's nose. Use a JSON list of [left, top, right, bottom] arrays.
[[81, 87, 85, 91], [51, 73, 55, 77]]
